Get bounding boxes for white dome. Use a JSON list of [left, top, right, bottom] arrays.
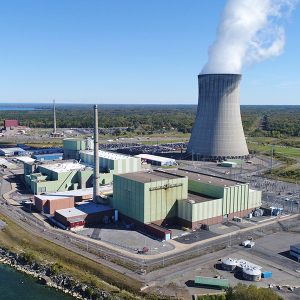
[[222, 258, 238, 266], [243, 267, 261, 276]]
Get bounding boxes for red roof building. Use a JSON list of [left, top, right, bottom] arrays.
[[4, 119, 19, 129]]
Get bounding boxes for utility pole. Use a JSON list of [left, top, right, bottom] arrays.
[[270, 145, 275, 173], [93, 105, 100, 203], [53, 99, 57, 134]]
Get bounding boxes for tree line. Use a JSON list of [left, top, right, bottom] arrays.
[[0, 104, 299, 137]]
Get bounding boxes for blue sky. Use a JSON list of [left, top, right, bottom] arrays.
[[0, 0, 299, 105]]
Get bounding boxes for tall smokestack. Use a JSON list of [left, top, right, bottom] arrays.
[[93, 105, 100, 203], [53, 99, 56, 134], [187, 74, 248, 160]]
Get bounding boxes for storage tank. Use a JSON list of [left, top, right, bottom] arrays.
[[221, 258, 238, 271], [242, 267, 261, 281]]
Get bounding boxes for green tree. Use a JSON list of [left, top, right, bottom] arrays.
[[226, 284, 283, 300]]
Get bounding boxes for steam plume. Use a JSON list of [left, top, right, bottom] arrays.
[[202, 0, 297, 74]]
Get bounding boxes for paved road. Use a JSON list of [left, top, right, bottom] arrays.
[[1, 167, 300, 289]]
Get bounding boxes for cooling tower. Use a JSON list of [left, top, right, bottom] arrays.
[[187, 74, 249, 160]]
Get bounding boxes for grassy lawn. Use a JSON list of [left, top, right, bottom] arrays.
[[247, 137, 300, 183], [0, 212, 143, 299], [248, 142, 300, 158]]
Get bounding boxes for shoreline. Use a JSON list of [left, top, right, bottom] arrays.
[[0, 248, 118, 300], [0, 256, 80, 299]]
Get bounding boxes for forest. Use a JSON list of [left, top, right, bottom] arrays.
[[0, 104, 299, 138]]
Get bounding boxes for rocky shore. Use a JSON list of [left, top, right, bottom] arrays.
[[0, 248, 123, 300]]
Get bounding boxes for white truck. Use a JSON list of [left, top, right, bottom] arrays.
[[241, 240, 251, 247], [246, 241, 255, 248]]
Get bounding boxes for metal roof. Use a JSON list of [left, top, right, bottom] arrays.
[[194, 276, 229, 288], [80, 150, 135, 160], [135, 154, 176, 163], [187, 192, 219, 203], [162, 168, 245, 187], [56, 202, 113, 219], [56, 207, 86, 218], [291, 243, 300, 249], [46, 186, 112, 197], [0, 147, 25, 153], [35, 194, 73, 201], [33, 153, 63, 158], [117, 170, 184, 183], [16, 156, 36, 163], [40, 161, 86, 173]]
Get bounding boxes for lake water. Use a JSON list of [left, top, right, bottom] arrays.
[[0, 107, 41, 111], [0, 264, 74, 300]]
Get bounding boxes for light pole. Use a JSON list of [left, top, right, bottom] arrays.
[[270, 144, 275, 174]]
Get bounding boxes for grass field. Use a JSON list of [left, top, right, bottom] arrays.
[[0, 212, 144, 299], [248, 142, 300, 158]]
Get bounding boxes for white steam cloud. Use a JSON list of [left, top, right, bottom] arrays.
[[201, 0, 297, 74]]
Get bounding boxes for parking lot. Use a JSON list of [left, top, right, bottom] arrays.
[[76, 225, 175, 254]]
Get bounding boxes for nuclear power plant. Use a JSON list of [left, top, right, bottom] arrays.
[[187, 74, 249, 160]]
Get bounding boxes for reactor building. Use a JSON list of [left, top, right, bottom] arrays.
[[187, 74, 249, 160]]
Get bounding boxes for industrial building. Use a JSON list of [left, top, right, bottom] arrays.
[[34, 194, 75, 214], [63, 138, 88, 160], [113, 170, 188, 226], [32, 153, 63, 162], [172, 169, 261, 228], [54, 202, 114, 229], [187, 74, 249, 160], [0, 147, 26, 156], [112, 168, 261, 229], [63, 137, 142, 185], [46, 186, 112, 202], [135, 154, 176, 166], [290, 243, 300, 260], [24, 160, 94, 194], [80, 149, 141, 174], [25, 138, 141, 194], [3, 119, 19, 129]]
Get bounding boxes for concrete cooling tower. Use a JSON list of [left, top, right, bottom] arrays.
[[187, 74, 249, 160]]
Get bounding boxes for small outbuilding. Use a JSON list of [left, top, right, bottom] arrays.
[[4, 119, 19, 129], [54, 202, 114, 229], [220, 161, 237, 168], [290, 243, 300, 260], [34, 194, 75, 214], [0, 147, 26, 156]]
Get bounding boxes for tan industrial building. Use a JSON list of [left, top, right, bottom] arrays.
[[113, 171, 188, 226], [172, 169, 261, 227], [112, 169, 262, 229], [80, 149, 142, 182]]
